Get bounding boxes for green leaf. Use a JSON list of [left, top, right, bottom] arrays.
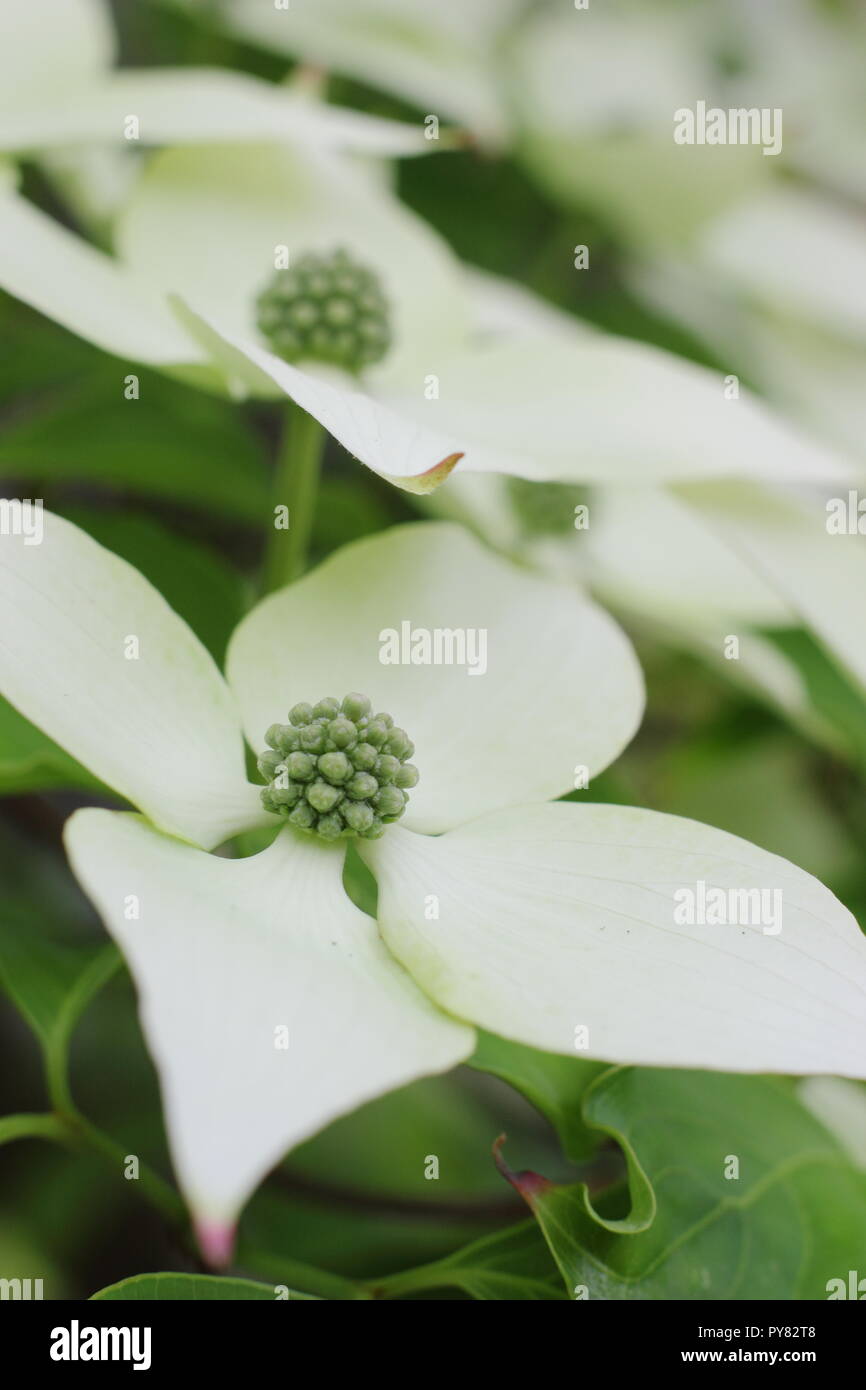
[[0, 367, 269, 524], [0, 906, 119, 1099], [518, 1067, 866, 1300], [373, 1222, 565, 1301], [0, 695, 103, 796], [767, 628, 866, 772], [91, 1273, 318, 1301]]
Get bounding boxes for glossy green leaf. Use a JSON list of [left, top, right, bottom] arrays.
[[518, 1067, 866, 1300]]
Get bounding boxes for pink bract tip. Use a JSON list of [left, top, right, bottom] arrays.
[[195, 1219, 236, 1269]]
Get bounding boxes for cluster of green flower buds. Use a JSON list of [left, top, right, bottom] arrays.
[[258, 693, 418, 842], [255, 248, 391, 374], [505, 477, 582, 537]]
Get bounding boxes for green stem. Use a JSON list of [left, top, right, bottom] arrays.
[[263, 403, 325, 593], [65, 1110, 186, 1228]]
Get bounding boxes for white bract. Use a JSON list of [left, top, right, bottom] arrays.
[[2, 511, 866, 1259], [0, 0, 434, 159], [182, 0, 522, 148], [630, 187, 866, 465]]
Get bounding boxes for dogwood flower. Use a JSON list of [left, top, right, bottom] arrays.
[[2, 509, 866, 1263], [0, 136, 852, 496], [0, 0, 435, 160]]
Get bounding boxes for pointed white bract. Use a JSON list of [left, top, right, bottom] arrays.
[[0, 71, 435, 157], [0, 0, 433, 159], [65, 810, 473, 1227], [206, 0, 520, 146], [0, 510, 261, 849], [365, 807, 866, 1077]]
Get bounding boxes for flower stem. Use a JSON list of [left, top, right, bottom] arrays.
[[263, 403, 325, 593]]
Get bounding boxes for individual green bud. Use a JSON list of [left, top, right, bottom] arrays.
[[364, 720, 390, 748], [313, 697, 341, 721], [275, 725, 300, 755], [306, 780, 343, 814], [327, 717, 358, 750], [374, 784, 406, 820], [365, 817, 387, 839], [373, 712, 394, 728], [384, 728, 413, 760], [345, 771, 378, 801], [341, 692, 372, 722], [316, 812, 345, 841], [271, 781, 302, 808], [318, 751, 352, 784], [342, 801, 374, 834], [264, 723, 284, 751], [350, 742, 378, 772], [257, 749, 283, 779], [395, 763, 419, 789], [299, 723, 327, 754], [289, 702, 314, 727], [289, 801, 316, 830], [286, 751, 316, 782], [375, 754, 401, 784]]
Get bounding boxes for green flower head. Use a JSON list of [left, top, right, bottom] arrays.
[[258, 692, 418, 841], [255, 248, 391, 374]]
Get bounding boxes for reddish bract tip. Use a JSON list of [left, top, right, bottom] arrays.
[[390, 452, 465, 496], [492, 1133, 554, 1209], [195, 1220, 236, 1270]]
